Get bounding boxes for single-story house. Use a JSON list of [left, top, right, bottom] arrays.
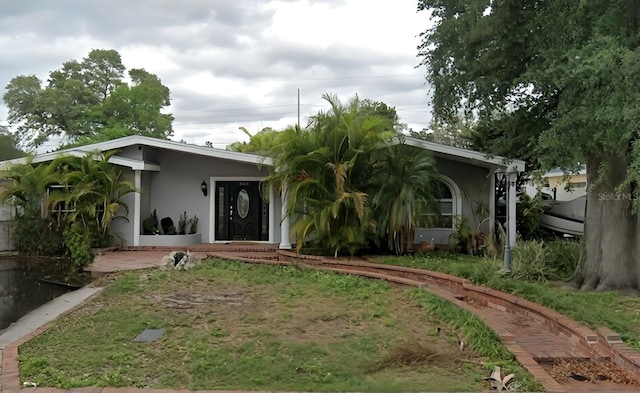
[[0, 136, 524, 250]]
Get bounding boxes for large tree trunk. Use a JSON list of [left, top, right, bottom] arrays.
[[575, 154, 640, 293]]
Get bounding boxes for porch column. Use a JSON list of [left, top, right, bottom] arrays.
[[279, 184, 292, 249], [508, 167, 518, 249], [268, 184, 276, 243], [133, 170, 142, 246], [503, 166, 518, 271]]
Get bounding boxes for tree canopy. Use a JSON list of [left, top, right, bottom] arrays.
[[409, 116, 475, 149], [226, 127, 285, 155], [3, 49, 173, 148], [0, 126, 26, 160], [418, 0, 640, 291]]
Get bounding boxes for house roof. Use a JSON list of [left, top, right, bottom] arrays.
[[402, 137, 526, 171], [0, 135, 272, 170], [545, 164, 586, 177], [0, 135, 524, 173]]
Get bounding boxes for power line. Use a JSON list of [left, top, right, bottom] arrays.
[[176, 102, 428, 116], [283, 73, 421, 82]]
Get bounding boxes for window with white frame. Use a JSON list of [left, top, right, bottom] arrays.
[[432, 180, 454, 228]]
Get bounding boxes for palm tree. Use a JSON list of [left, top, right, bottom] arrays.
[[368, 140, 439, 255], [49, 150, 136, 245], [0, 159, 65, 255], [267, 94, 394, 256], [0, 158, 59, 209]]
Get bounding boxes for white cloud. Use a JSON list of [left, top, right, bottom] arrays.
[[0, 0, 433, 148]]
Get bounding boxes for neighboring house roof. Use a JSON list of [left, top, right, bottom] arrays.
[[0, 135, 525, 172], [545, 164, 586, 177], [402, 137, 526, 171]]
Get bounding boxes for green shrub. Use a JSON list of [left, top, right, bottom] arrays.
[[511, 240, 550, 282], [449, 216, 484, 255], [178, 211, 188, 235], [63, 224, 95, 271], [13, 204, 64, 256], [516, 194, 544, 240], [188, 215, 198, 234], [545, 239, 580, 280]]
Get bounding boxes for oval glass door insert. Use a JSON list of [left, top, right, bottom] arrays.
[[237, 189, 250, 219]]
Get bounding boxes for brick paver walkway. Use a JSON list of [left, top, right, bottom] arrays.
[[2, 245, 640, 393]]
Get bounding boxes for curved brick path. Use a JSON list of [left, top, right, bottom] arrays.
[[2, 246, 640, 393]]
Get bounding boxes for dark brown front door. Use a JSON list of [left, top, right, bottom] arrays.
[[215, 181, 268, 241]]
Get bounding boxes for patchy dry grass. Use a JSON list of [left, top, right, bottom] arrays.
[[19, 259, 494, 392], [377, 252, 640, 349]]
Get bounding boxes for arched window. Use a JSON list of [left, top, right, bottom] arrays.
[[431, 176, 461, 229]]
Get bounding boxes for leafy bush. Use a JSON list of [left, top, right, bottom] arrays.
[[188, 215, 198, 234], [516, 194, 544, 240], [449, 216, 484, 255], [13, 204, 64, 256], [545, 239, 580, 279], [143, 209, 160, 235], [511, 240, 549, 282], [63, 224, 95, 271], [511, 239, 581, 282], [178, 211, 188, 235]]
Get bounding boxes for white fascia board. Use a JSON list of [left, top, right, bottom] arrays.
[[401, 136, 526, 171], [0, 135, 274, 169], [64, 136, 273, 166]]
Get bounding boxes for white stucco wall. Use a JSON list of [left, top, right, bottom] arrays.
[[147, 149, 271, 244], [114, 145, 144, 161], [0, 205, 15, 251], [109, 168, 136, 246]]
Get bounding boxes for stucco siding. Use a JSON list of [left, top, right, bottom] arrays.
[[109, 168, 135, 246], [140, 171, 151, 230], [142, 145, 160, 163], [273, 190, 283, 244], [113, 145, 143, 161], [149, 149, 270, 243], [0, 205, 15, 251], [414, 157, 491, 246]]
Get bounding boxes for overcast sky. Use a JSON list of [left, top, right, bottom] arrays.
[[0, 1, 432, 150]]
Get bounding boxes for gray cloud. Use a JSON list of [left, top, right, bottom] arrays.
[[0, 0, 431, 148]]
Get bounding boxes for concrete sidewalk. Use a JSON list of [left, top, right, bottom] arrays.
[[0, 286, 103, 350], [0, 285, 103, 392]]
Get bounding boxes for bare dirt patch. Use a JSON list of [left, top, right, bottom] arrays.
[[369, 342, 460, 372], [145, 283, 475, 369]]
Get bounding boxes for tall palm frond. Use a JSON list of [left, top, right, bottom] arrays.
[[369, 143, 439, 255]]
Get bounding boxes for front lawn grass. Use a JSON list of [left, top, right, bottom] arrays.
[[377, 252, 640, 349], [18, 259, 504, 391]]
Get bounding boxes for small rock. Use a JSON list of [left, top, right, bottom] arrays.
[[160, 251, 202, 271]]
